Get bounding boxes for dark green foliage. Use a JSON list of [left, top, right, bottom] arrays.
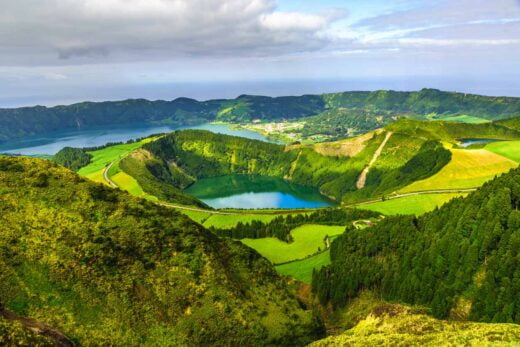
[[0, 155, 323, 345], [298, 108, 404, 140], [312, 168, 520, 324], [324, 89, 520, 120], [53, 147, 92, 171], [212, 208, 380, 242], [119, 154, 207, 207]]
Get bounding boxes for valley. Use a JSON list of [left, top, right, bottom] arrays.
[[1, 90, 520, 346]]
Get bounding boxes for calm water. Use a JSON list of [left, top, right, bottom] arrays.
[[0, 123, 271, 155], [459, 138, 500, 148], [186, 175, 335, 209]]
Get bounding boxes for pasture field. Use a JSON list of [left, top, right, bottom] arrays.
[[241, 224, 345, 264], [276, 251, 331, 283], [435, 115, 490, 124], [180, 210, 213, 224], [111, 171, 158, 201], [77, 138, 156, 181], [202, 213, 280, 229], [360, 193, 467, 216], [485, 140, 520, 162], [399, 148, 517, 192]]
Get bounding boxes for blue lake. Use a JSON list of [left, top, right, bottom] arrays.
[[0, 123, 272, 155], [185, 175, 335, 209]]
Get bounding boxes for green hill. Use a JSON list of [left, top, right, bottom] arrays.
[[0, 156, 323, 346], [1, 89, 519, 143], [312, 167, 520, 323]]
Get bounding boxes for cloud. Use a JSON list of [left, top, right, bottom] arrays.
[[0, 0, 342, 66]]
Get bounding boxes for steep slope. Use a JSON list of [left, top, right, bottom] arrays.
[[0, 156, 323, 346], [313, 167, 520, 323]]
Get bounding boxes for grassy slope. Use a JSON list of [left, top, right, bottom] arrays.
[[485, 140, 520, 162], [311, 293, 520, 346], [276, 251, 331, 284], [242, 224, 345, 264], [77, 138, 153, 183], [399, 148, 518, 192], [359, 193, 467, 216], [0, 156, 322, 346], [433, 114, 490, 124]]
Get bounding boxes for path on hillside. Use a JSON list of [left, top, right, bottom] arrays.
[[0, 305, 74, 347], [103, 160, 118, 188], [356, 131, 393, 189]]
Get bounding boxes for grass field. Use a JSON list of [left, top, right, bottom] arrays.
[[242, 224, 345, 264], [400, 148, 518, 192], [111, 171, 158, 201], [485, 140, 520, 162], [360, 193, 467, 216], [77, 138, 156, 183], [202, 213, 280, 229], [276, 251, 331, 283], [435, 115, 490, 124]]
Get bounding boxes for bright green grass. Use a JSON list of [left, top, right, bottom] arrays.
[[275, 251, 331, 283], [359, 193, 467, 216], [202, 213, 279, 229], [180, 210, 213, 224], [400, 148, 518, 192], [78, 138, 156, 177], [242, 224, 345, 264], [436, 115, 490, 124], [485, 140, 520, 162], [111, 171, 158, 201]]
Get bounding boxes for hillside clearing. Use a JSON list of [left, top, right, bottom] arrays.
[[276, 251, 331, 284], [485, 140, 520, 162], [241, 224, 345, 264], [359, 193, 467, 216], [399, 148, 517, 192]]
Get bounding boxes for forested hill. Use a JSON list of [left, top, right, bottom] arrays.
[[1, 88, 519, 142], [0, 156, 323, 346], [313, 167, 520, 323]]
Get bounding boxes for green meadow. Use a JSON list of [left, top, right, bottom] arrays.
[[360, 193, 467, 216], [241, 224, 345, 264], [485, 140, 520, 162], [276, 251, 331, 284]]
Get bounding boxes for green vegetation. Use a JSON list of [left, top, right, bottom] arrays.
[[310, 292, 520, 346], [76, 138, 152, 184], [0, 155, 323, 345], [313, 167, 520, 323], [1, 89, 519, 143], [276, 251, 331, 284], [400, 148, 517, 192], [118, 150, 205, 207], [242, 225, 345, 264], [485, 140, 520, 162], [360, 193, 467, 216], [52, 147, 92, 171], [432, 114, 490, 124], [213, 208, 379, 242]]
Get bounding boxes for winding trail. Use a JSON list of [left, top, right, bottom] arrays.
[[356, 131, 393, 189]]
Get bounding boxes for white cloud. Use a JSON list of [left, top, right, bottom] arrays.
[[0, 0, 342, 66]]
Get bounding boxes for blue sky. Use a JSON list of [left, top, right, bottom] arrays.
[[0, 0, 519, 106]]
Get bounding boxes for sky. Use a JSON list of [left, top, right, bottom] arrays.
[[1, 0, 519, 107]]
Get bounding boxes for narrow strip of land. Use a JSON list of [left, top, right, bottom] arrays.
[[356, 131, 393, 189]]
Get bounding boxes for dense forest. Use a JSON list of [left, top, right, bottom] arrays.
[[1, 88, 519, 142], [312, 168, 520, 323], [0, 156, 323, 346]]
